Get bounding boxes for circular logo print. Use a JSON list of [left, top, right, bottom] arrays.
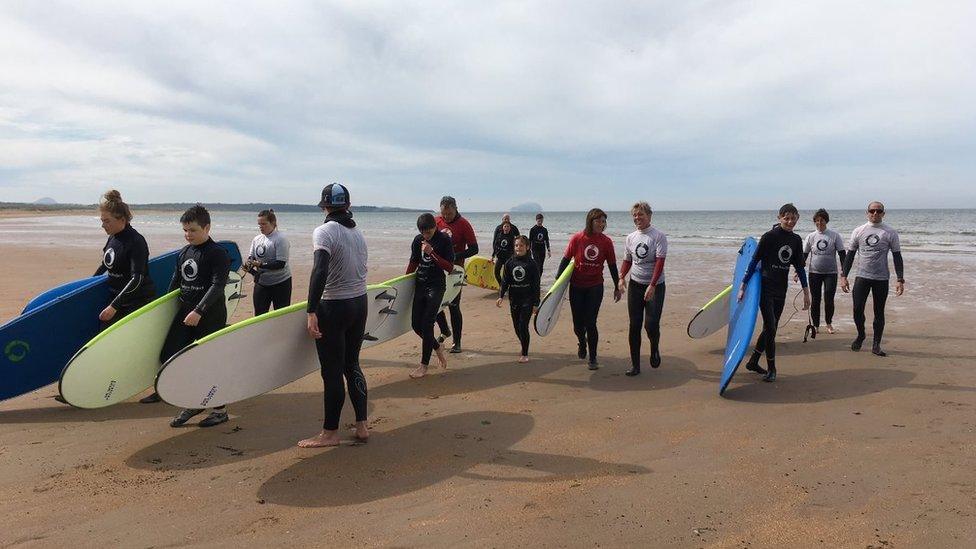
[[512, 265, 526, 282], [778, 245, 793, 264], [103, 248, 116, 269], [421, 251, 432, 263], [866, 234, 880, 247], [181, 259, 199, 281], [500, 239, 509, 249], [536, 233, 544, 241], [255, 244, 267, 258], [635, 242, 649, 260], [584, 244, 600, 261], [816, 239, 829, 252], [4, 340, 30, 363]]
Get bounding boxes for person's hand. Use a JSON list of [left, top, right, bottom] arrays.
[[736, 285, 745, 302], [617, 279, 627, 293], [644, 285, 656, 302], [532, 306, 538, 315], [307, 312, 322, 339], [792, 272, 799, 283], [184, 310, 202, 326], [495, 298, 503, 308], [613, 288, 622, 303], [802, 288, 811, 311], [895, 280, 904, 296], [99, 305, 117, 322], [421, 241, 434, 255], [840, 276, 850, 293]]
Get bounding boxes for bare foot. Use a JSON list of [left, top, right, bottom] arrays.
[[410, 364, 428, 378], [826, 324, 835, 334], [353, 421, 369, 442], [298, 430, 341, 448], [435, 346, 449, 369], [518, 356, 529, 363]]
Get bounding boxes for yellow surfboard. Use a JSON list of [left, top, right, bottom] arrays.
[[464, 256, 500, 291]]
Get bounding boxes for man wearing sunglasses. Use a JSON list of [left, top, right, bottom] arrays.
[[841, 201, 905, 356]]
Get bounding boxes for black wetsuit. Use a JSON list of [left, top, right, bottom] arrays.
[[529, 225, 550, 274], [742, 226, 808, 372], [95, 224, 156, 327], [499, 254, 541, 356], [492, 230, 516, 285], [159, 238, 231, 364], [409, 231, 455, 365]]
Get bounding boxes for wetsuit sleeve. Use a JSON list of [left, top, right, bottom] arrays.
[[556, 256, 572, 279], [835, 232, 846, 266], [531, 262, 541, 306], [194, 249, 230, 315], [434, 236, 455, 272], [650, 258, 665, 287], [110, 240, 150, 308], [837, 249, 846, 267], [431, 251, 454, 273], [544, 229, 550, 251], [608, 263, 620, 290], [742, 234, 767, 284], [94, 264, 108, 276], [892, 252, 904, 281], [606, 241, 620, 289], [405, 261, 418, 274], [168, 262, 181, 292], [842, 248, 857, 277], [491, 232, 499, 259], [620, 260, 632, 280], [306, 249, 331, 313], [410, 236, 421, 265], [498, 261, 510, 299], [453, 219, 478, 262]]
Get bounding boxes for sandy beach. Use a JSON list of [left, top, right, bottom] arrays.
[[1, 212, 974, 548]]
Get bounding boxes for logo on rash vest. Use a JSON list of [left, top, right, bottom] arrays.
[[778, 245, 793, 264], [816, 239, 829, 252], [500, 239, 509, 249], [4, 340, 30, 363], [512, 265, 526, 282], [635, 242, 649, 260], [182, 259, 199, 282], [255, 244, 267, 258], [103, 248, 116, 269], [536, 233, 544, 241], [584, 244, 600, 262], [421, 251, 433, 263], [866, 234, 880, 248]]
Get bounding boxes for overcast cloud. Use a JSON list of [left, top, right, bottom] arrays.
[[1, 1, 974, 210]]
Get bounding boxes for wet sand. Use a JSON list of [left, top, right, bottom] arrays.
[[1, 215, 975, 548]]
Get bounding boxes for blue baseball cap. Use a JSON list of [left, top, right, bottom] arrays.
[[319, 183, 350, 208]]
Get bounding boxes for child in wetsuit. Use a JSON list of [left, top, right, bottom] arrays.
[[496, 236, 541, 362], [159, 205, 233, 427]]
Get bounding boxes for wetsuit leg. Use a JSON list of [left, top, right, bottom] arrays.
[[645, 283, 666, 360], [808, 272, 824, 328], [493, 258, 505, 287], [532, 247, 545, 275], [627, 281, 648, 369], [583, 285, 604, 363], [569, 285, 588, 349], [412, 285, 443, 365], [160, 306, 196, 364], [871, 279, 889, 344], [270, 278, 293, 311], [823, 274, 837, 325], [852, 276, 871, 341], [510, 302, 532, 356], [436, 290, 463, 346], [751, 289, 784, 367], [316, 295, 368, 431], [253, 283, 272, 316]]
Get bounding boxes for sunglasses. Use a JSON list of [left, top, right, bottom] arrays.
[[868, 208, 884, 214]]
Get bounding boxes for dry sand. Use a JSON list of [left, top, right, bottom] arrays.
[[1, 215, 974, 548]]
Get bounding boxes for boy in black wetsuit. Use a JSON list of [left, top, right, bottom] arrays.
[[492, 220, 517, 287], [737, 203, 811, 382], [159, 205, 232, 427], [496, 236, 541, 362], [407, 213, 456, 379], [529, 213, 550, 275]]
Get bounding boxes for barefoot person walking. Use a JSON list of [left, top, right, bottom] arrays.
[[407, 213, 455, 378]]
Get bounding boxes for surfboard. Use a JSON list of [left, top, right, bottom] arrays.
[[687, 285, 732, 338], [22, 276, 104, 314], [58, 273, 243, 409], [155, 269, 464, 409], [534, 259, 574, 337], [464, 256, 500, 291], [719, 238, 761, 395], [0, 241, 242, 402]]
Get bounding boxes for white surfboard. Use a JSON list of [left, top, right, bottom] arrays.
[[58, 272, 243, 409], [534, 260, 574, 337], [364, 268, 465, 346], [155, 270, 462, 409], [687, 285, 732, 339]]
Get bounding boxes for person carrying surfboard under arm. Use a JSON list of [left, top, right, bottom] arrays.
[[529, 213, 551, 275], [434, 196, 479, 353], [737, 203, 811, 382], [407, 213, 455, 379], [245, 209, 292, 315], [160, 205, 233, 426], [840, 201, 905, 357], [618, 201, 667, 377], [557, 208, 622, 370], [300, 183, 370, 448], [496, 235, 540, 362], [491, 220, 516, 288]]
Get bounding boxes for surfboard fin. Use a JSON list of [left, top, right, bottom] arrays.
[[375, 291, 395, 301], [363, 334, 378, 341], [379, 307, 396, 315]]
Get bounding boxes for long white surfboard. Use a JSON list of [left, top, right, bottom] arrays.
[[534, 260, 574, 337], [687, 285, 732, 339]]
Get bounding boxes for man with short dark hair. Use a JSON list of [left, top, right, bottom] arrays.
[[434, 196, 479, 353]]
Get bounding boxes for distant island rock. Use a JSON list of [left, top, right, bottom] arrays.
[[33, 197, 58, 205], [510, 202, 542, 213]]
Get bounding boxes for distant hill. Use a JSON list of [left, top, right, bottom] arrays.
[[0, 202, 426, 213], [511, 202, 543, 213]]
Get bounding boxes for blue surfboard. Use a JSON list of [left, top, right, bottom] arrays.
[[22, 276, 105, 315], [719, 237, 761, 395], [1, 240, 242, 402]]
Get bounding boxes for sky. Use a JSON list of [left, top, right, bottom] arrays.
[[1, 1, 974, 211]]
